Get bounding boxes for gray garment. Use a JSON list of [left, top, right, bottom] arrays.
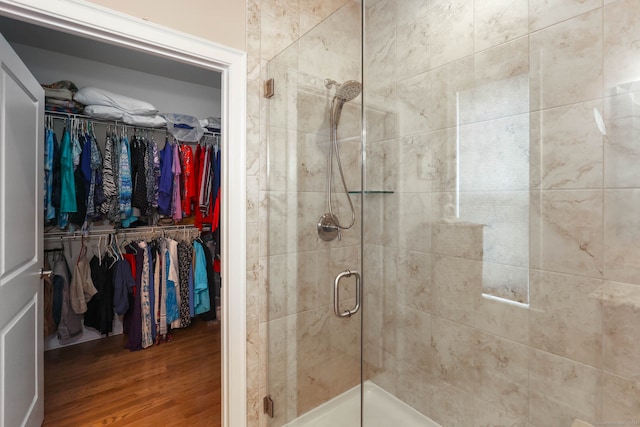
[[53, 256, 83, 342], [70, 255, 97, 314]]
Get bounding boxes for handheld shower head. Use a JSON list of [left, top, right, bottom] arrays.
[[335, 80, 362, 102], [318, 78, 361, 241], [330, 80, 362, 127]]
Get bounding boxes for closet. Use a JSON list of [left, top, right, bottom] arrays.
[[0, 12, 224, 424]]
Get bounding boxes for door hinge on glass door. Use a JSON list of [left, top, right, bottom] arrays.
[[263, 395, 274, 418], [264, 78, 275, 98]]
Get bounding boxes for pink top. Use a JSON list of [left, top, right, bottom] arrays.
[[171, 142, 182, 220]]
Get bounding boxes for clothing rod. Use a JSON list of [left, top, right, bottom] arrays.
[[44, 224, 200, 241], [44, 110, 221, 136]]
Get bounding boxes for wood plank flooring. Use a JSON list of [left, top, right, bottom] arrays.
[[43, 319, 221, 427]]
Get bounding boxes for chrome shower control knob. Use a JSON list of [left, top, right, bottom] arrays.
[[317, 213, 340, 241]]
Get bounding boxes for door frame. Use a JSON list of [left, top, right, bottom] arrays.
[[0, 1, 247, 426]]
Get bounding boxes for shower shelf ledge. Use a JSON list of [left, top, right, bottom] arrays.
[[347, 190, 395, 194]]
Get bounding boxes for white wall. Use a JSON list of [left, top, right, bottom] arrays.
[[12, 42, 221, 120], [86, 0, 246, 51]]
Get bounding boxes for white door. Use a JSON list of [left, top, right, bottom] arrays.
[[0, 33, 44, 427]]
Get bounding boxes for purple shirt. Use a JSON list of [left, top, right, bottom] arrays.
[[158, 140, 173, 215], [172, 143, 182, 220]]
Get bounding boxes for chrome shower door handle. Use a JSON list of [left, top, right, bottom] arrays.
[[333, 270, 361, 318]]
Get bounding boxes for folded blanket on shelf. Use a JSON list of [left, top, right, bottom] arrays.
[[42, 80, 79, 101], [46, 99, 84, 114], [44, 87, 74, 101]]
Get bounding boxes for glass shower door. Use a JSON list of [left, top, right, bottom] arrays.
[[263, 2, 363, 426]]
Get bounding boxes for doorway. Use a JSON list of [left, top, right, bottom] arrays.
[[0, 1, 247, 426]]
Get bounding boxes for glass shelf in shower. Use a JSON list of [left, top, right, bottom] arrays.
[[347, 190, 395, 194]]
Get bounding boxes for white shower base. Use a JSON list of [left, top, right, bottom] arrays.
[[283, 381, 440, 427]]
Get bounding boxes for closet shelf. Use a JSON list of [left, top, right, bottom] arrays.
[[44, 224, 200, 241], [44, 110, 221, 136]]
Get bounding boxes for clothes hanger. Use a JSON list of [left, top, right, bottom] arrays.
[[124, 239, 138, 254], [95, 235, 103, 266], [77, 234, 87, 265], [107, 234, 121, 268]]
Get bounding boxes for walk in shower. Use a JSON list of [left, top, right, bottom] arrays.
[[264, 1, 640, 426]]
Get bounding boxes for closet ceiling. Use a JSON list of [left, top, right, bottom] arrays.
[[0, 15, 222, 89]]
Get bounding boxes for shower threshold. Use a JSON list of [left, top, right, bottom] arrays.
[[283, 380, 440, 427]]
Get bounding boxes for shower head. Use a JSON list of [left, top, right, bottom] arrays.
[[335, 80, 362, 102], [329, 79, 362, 127]]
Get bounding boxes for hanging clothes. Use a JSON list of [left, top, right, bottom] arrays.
[[158, 139, 173, 216], [148, 242, 156, 342], [51, 131, 62, 215], [195, 145, 215, 231], [201, 233, 217, 321], [180, 144, 195, 216], [119, 135, 137, 227], [192, 240, 210, 315], [53, 253, 83, 342], [70, 132, 88, 226], [171, 142, 182, 221], [102, 133, 121, 222], [124, 243, 144, 352], [148, 140, 160, 212], [199, 146, 212, 214], [44, 127, 56, 222], [42, 110, 224, 351], [71, 124, 83, 169], [84, 253, 115, 335], [156, 238, 168, 336], [59, 125, 76, 216], [188, 259, 195, 318], [69, 155, 87, 226], [69, 249, 97, 314], [113, 258, 135, 316], [166, 238, 180, 325], [80, 133, 92, 199], [86, 129, 104, 220], [177, 240, 192, 328], [139, 242, 154, 349], [131, 135, 149, 212], [193, 144, 201, 203]]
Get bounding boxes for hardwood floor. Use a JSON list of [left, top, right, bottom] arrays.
[[44, 319, 221, 427]]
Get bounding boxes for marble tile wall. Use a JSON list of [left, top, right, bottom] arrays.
[[248, 0, 640, 426], [363, 0, 640, 426]]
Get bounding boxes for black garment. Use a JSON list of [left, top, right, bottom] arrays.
[[199, 237, 216, 320], [124, 244, 144, 351], [131, 137, 148, 211], [203, 232, 220, 307], [69, 167, 87, 225], [84, 255, 115, 335]]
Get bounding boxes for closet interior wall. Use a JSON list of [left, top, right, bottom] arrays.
[[2, 22, 223, 351]]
